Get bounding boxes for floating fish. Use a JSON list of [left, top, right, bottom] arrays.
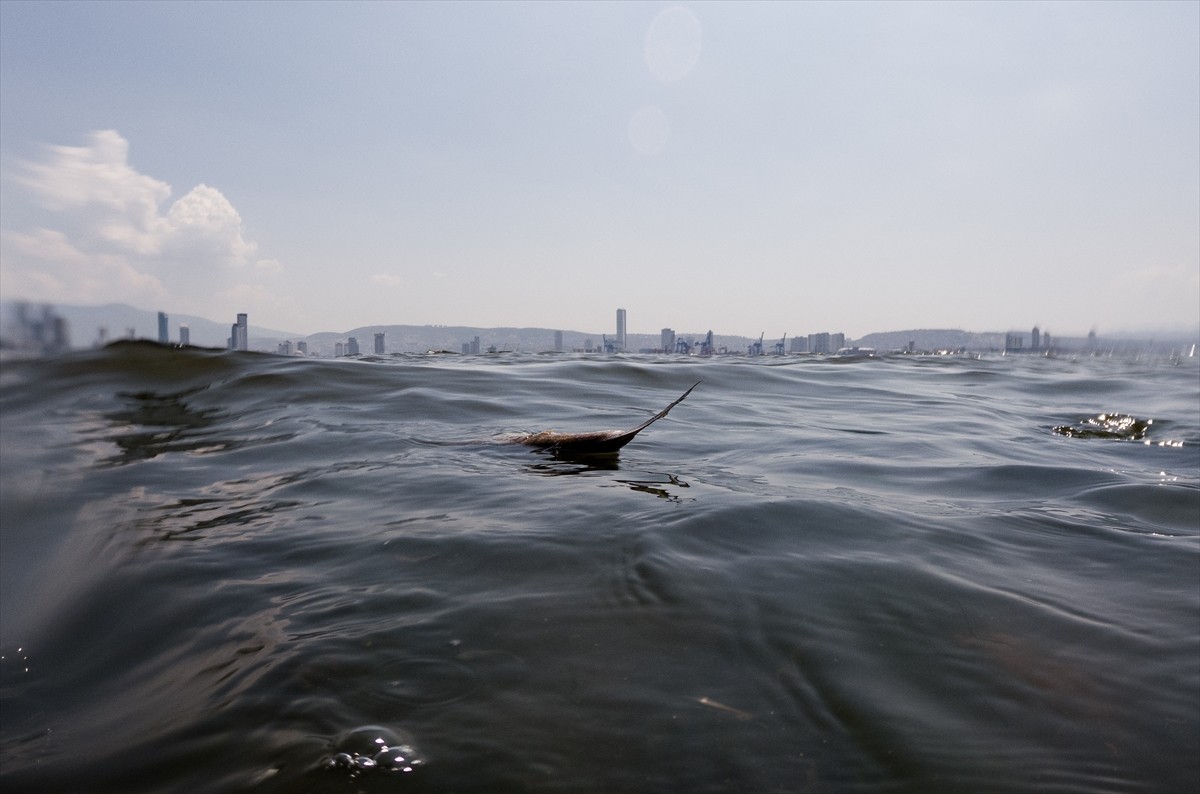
[[513, 382, 700, 454]]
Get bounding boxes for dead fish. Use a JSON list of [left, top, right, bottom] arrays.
[[513, 382, 699, 454]]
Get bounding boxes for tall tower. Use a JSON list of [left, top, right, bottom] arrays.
[[616, 308, 627, 352], [374, 332, 385, 354], [179, 324, 190, 346], [1031, 326, 1041, 351], [157, 311, 168, 344], [235, 313, 248, 351]]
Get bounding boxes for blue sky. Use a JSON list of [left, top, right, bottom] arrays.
[[1, 1, 1197, 338]]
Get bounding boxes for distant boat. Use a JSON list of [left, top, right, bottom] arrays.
[[833, 347, 876, 359]]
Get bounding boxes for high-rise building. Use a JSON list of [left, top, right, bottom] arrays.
[[1005, 334, 1023, 352], [179, 324, 190, 346], [661, 328, 675, 354], [554, 331, 563, 353], [347, 337, 360, 355], [230, 313, 248, 351], [831, 332, 845, 353], [157, 311, 168, 344], [278, 340, 292, 355], [297, 341, 308, 355], [335, 342, 345, 357], [616, 308, 627, 352], [10, 303, 70, 353], [808, 332, 831, 354], [374, 332, 385, 355], [1031, 326, 1041, 351]]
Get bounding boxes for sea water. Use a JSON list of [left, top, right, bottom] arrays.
[[1, 343, 1197, 793]]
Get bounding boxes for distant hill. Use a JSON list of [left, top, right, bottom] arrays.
[[854, 329, 1005, 352]]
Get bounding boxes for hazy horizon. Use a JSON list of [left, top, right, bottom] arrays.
[[2, 2, 1197, 339], [5, 298, 1196, 349]]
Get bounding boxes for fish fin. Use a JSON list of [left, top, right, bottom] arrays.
[[623, 380, 701, 435]]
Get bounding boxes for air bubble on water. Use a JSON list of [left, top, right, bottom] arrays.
[[323, 725, 423, 777]]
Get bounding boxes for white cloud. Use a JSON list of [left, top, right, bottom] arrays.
[[370, 273, 403, 287], [0, 130, 279, 320], [0, 227, 169, 306]]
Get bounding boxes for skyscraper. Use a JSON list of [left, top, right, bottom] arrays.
[[1031, 326, 1041, 351], [616, 308, 627, 352], [231, 313, 248, 351], [347, 337, 360, 355], [179, 324, 190, 346], [157, 311, 168, 344], [374, 332, 385, 355], [661, 328, 675, 354]]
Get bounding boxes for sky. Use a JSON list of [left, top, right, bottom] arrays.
[[1, 1, 1197, 339]]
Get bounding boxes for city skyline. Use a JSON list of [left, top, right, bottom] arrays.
[[1, 3, 1196, 339], [8, 298, 1185, 359]]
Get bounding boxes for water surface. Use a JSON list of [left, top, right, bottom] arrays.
[[2, 344, 1197, 793]]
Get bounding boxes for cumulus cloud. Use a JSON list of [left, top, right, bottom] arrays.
[[0, 130, 279, 320]]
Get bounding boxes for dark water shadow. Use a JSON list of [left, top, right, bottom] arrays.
[[97, 386, 292, 466], [523, 448, 622, 475], [522, 450, 691, 501]]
